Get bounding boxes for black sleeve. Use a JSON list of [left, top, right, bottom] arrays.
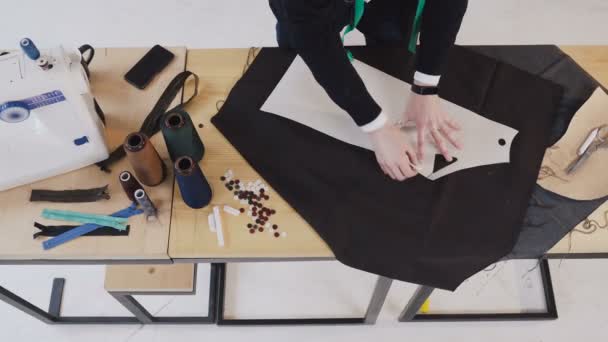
[[415, 0, 468, 76], [276, 0, 382, 127]]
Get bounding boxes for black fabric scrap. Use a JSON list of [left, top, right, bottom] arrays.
[[211, 46, 563, 290], [33, 222, 130, 239], [468, 45, 602, 146], [467, 46, 604, 258]]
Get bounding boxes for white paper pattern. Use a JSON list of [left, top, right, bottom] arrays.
[[261, 56, 518, 180]]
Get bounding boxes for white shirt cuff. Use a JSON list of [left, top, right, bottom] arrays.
[[414, 71, 441, 86], [360, 111, 388, 133]]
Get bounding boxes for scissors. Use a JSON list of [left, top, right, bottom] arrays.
[[565, 124, 608, 174]]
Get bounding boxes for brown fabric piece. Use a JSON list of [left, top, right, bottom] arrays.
[[123, 132, 166, 186], [538, 88, 608, 200]]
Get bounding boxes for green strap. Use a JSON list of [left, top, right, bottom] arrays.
[[409, 0, 426, 53], [341, 0, 365, 61], [342, 0, 426, 59]]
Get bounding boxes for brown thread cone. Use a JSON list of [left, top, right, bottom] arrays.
[[123, 132, 166, 186]]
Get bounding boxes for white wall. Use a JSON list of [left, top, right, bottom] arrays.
[[4, 0, 608, 49]]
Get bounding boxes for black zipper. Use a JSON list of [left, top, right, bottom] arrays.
[[29, 185, 110, 203]]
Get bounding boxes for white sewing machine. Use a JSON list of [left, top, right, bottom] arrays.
[[0, 39, 108, 191]]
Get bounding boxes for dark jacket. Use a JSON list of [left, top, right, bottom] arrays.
[[269, 0, 468, 127]]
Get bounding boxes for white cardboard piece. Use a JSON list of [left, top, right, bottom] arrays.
[[260, 56, 518, 180]]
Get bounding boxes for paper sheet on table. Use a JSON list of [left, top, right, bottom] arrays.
[[260, 56, 518, 180]]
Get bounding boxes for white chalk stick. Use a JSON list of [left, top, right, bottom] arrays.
[[223, 205, 240, 216], [213, 206, 225, 247], [208, 213, 216, 232]]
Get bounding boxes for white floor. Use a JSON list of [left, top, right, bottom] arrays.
[[2, 0, 608, 341]]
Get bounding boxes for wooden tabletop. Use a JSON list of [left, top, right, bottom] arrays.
[[1, 45, 606, 263], [0, 47, 186, 261], [168, 49, 333, 260]]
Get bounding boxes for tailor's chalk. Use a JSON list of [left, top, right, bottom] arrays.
[[223, 205, 240, 216], [213, 206, 225, 247], [20, 38, 40, 60], [42, 204, 143, 250], [134, 189, 157, 221], [208, 213, 216, 232]]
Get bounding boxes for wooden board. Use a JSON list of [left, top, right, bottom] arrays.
[[105, 263, 195, 293], [0, 47, 186, 261], [549, 201, 608, 255], [560, 46, 608, 86], [169, 49, 333, 260], [546, 45, 608, 255]]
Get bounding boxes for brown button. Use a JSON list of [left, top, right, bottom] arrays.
[[260, 189, 265, 193], [220, 176, 226, 181], [229, 180, 234, 185], [227, 186, 233, 191], [272, 224, 278, 230], [271, 210, 276, 215], [247, 223, 252, 228], [258, 227, 264, 232], [198, 123, 204, 128], [249, 229, 255, 234], [274, 232, 280, 238], [240, 208, 245, 213], [235, 180, 240, 184]]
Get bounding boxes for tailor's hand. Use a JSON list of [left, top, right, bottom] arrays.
[[403, 90, 462, 162], [368, 124, 418, 181]]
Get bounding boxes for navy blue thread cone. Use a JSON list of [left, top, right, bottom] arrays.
[[174, 156, 212, 209]]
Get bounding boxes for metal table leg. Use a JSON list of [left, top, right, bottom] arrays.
[[399, 285, 435, 321], [217, 264, 393, 326], [0, 278, 140, 324], [398, 259, 558, 322], [364, 276, 393, 324], [107, 263, 221, 324], [0, 285, 56, 324]]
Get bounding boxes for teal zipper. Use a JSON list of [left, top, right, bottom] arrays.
[[41, 209, 129, 231]]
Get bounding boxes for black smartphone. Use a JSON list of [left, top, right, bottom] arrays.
[[124, 45, 175, 89]]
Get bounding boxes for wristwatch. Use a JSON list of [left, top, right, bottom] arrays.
[[411, 84, 439, 96]]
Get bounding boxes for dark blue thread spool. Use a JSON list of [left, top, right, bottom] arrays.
[[20, 38, 40, 60], [174, 156, 212, 209]]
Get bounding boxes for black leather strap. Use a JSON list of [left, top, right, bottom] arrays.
[[96, 71, 200, 172], [411, 84, 439, 95]]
